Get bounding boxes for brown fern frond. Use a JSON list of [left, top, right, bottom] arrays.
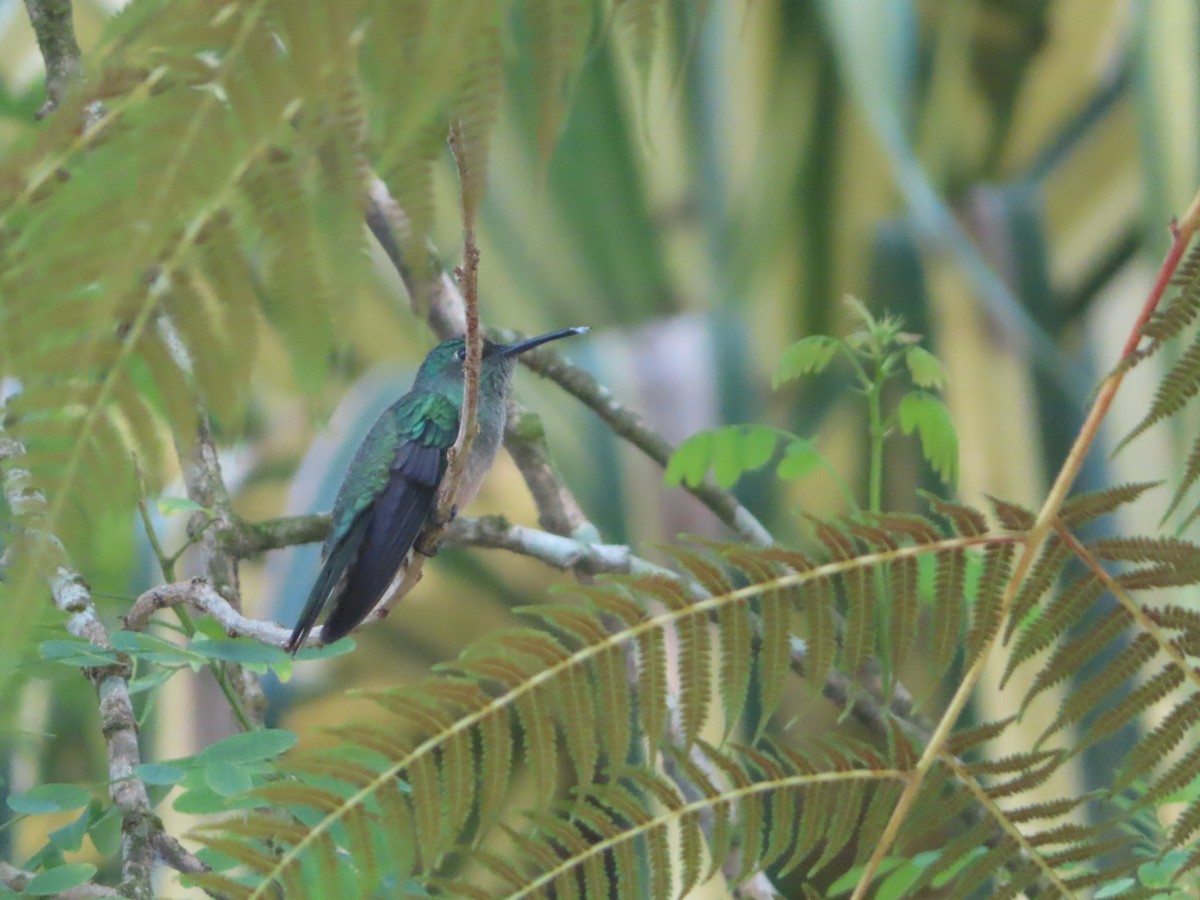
[[1058, 481, 1161, 528], [987, 495, 1036, 531], [1003, 572, 1105, 688], [1118, 330, 1200, 452], [1004, 537, 1070, 643], [964, 541, 1016, 665]]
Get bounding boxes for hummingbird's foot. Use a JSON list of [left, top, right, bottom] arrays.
[[415, 531, 442, 557]]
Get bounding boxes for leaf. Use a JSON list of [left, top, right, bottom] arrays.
[[7, 783, 92, 815], [665, 425, 786, 488], [204, 762, 254, 797], [38, 640, 121, 668], [664, 431, 713, 487], [777, 439, 824, 480], [189, 637, 291, 667], [136, 763, 186, 786], [194, 729, 297, 765], [774, 335, 843, 387], [47, 805, 92, 852], [157, 495, 209, 515], [897, 390, 959, 485], [23, 864, 97, 896], [904, 345, 946, 388]]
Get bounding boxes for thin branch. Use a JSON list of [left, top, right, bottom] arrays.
[[128, 515, 657, 645], [21, 0, 82, 118], [507, 334, 775, 547], [438, 124, 484, 527], [176, 419, 265, 727], [136, 493, 255, 732], [850, 187, 1200, 899]]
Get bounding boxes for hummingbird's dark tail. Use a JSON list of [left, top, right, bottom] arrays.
[[285, 515, 370, 654]]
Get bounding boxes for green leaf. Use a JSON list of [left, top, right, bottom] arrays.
[[47, 806, 92, 852], [664, 431, 713, 487], [189, 637, 290, 669], [128, 667, 175, 696], [7, 783, 92, 815], [23, 864, 97, 895], [739, 425, 776, 470], [203, 762, 254, 797], [172, 785, 231, 816], [897, 390, 959, 485], [157, 495, 209, 515], [827, 856, 907, 896], [87, 809, 122, 857], [904, 345, 946, 389], [38, 640, 120, 668], [136, 763, 186, 786], [777, 439, 823, 480], [194, 728, 297, 765], [293, 638, 355, 662], [110, 631, 207, 667], [711, 426, 743, 488], [1095, 880, 1137, 899], [773, 335, 842, 387], [666, 426, 785, 488], [1138, 850, 1190, 887]]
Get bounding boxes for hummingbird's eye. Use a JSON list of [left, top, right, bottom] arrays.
[[455, 347, 467, 362]]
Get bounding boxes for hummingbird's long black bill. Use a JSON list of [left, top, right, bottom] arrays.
[[501, 326, 589, 357]]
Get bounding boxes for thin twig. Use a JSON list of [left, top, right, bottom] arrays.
[[176, 420, 265, 727], [21, 0, 82, 118], [136, 494, 255, 732]]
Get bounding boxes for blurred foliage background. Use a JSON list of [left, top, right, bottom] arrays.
[[2, 0, 1198, 894]]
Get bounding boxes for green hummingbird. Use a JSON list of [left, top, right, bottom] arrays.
[[286, 326, 588, 653]]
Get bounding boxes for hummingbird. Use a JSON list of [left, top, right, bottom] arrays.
[[285, 326, 588, 653]]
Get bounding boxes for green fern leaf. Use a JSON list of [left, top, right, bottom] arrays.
[[593, 645, 633, 766], [527, 0, 593, 160], [452, 5, 504, 225]]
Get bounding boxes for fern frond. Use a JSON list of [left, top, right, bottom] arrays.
[[1004, 537, 1069, 643], [1058, 481, 1160, 527], [1040, 632, 1158, 742], [930, 545, 967, 678], [528, 0, 594, 160], [1023, 605, 1133, 712], [964, 541, 1016, 665], [1118, 330, 1200, 451], [1003, 572, 1104, 688]]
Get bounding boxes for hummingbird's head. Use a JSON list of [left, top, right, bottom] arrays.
[[415, 327, 589, 395]]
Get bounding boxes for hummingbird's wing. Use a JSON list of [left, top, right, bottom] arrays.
[[286, 393, 458, 653]]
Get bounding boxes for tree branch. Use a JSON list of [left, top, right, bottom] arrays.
[[21, 0, 82, 118], [177, 419, 265, 726]]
